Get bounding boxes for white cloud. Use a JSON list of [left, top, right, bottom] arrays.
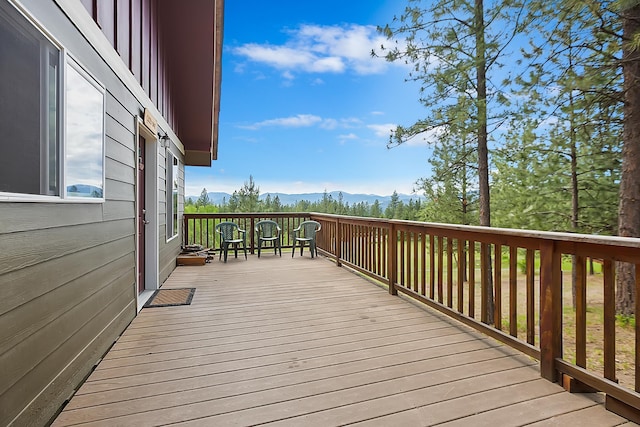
[[404, 126, 445, 146], [232, 24, 392, 77], [366, 123, 446, 146], [339, 133, 358, 139], [338, 133, 359, 144], [367, 123, 397, 138], [241, 115, 362, 131], [282, 70, 295, 80], [320, 118, 339, 130], [240, 114, 323, 130]]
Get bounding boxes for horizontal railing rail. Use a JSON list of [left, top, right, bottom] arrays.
[[183, 211, 640, 420]]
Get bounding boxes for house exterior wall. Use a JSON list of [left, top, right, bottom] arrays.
[[79, 0, 177, 135], [0, 0, 185, 425]]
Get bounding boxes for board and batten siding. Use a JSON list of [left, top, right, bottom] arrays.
[[0, 1, 184, 425], [80, 0, 177, 134]]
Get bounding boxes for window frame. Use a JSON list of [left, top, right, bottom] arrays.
[[63, 54, 106, 202], [0, 1, 105, 203], [166, 148, 180, 242]]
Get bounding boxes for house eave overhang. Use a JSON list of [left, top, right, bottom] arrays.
[[160, 0, 224, 167]]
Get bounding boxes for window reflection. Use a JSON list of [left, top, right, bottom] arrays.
[[0, 2, 60, 196], [65, 60, 104, 198]]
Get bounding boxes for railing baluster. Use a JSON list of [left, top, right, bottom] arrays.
[[421, 232, 427, 296], [447, 238, 453, 308], [457, 239, 464, 313], [382, 226, 387, 279], [469, 240, 475, 318], [429, 234, 435, 299], [407, 232, 413, 291], [576, 255, 587, 368], [603, 259, 616, 382], [526, 248, 535, 345], [400, 230, 406, 288], [481, 243, 488, 324], [509, 246, 518, 337], [494, 244, 502, 330], [437, 236, 444, 304], [414, 232, 419, 293], [336, 217, 342, 266]]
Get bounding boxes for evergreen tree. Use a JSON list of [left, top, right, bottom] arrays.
[[378, 0, 530, 323], [618, 1, 640, 315], [371, 200, 383, 218], [273, 195, 283, 212], [196, 188, 210, 208], [234, 175, 260, 212], [385, 191, 401, 219]]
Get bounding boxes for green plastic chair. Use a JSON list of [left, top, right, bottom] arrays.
[[292, 220, 321, 258], [215, 221, 247, 262], [255, 219, 282, 257]]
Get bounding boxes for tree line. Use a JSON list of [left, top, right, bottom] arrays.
[[185, 176, 424, 220]]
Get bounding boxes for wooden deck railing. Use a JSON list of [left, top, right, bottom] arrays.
[[183, 212, 640, 421], [183, 212, 312, 253]]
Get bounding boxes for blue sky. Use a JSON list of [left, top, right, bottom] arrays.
[[185, 0, 433, 197]]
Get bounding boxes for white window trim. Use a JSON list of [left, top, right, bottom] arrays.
[[63, 54, 106, 203], [166, 148, 180, 242]]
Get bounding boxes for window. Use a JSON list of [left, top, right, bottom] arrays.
[[0, 2, 60, 196], [166, 150, 179, 240], [0, 2, 105, 201], [65, 58, 105, 199]]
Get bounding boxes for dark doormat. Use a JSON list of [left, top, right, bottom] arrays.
[[144, 288, 196, 308]]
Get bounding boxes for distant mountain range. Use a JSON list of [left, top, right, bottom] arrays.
[[67, 184, 103, 198], [187, 191, 423, 210]]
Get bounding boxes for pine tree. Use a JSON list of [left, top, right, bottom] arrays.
[[196, 188, 210, 208], [618, 1, 640, 315], [377, 0, 531, 323]]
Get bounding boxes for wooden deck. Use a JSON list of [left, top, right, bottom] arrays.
[[53, 254, 636, 426]]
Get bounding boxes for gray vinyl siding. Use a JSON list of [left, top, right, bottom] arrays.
[[0, 1, 181, 425]]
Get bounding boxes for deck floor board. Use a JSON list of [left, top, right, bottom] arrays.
[[53, 255, 634, 426]]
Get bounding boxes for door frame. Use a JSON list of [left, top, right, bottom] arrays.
[[136, 118, 160, 310]]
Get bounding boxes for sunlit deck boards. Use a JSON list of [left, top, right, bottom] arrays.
[[53, 255, 634, 426]]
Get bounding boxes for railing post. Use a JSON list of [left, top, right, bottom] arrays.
[[336, 217, 342, 267], [539, 240, 562, 382], [388, 221, 397, 295]]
